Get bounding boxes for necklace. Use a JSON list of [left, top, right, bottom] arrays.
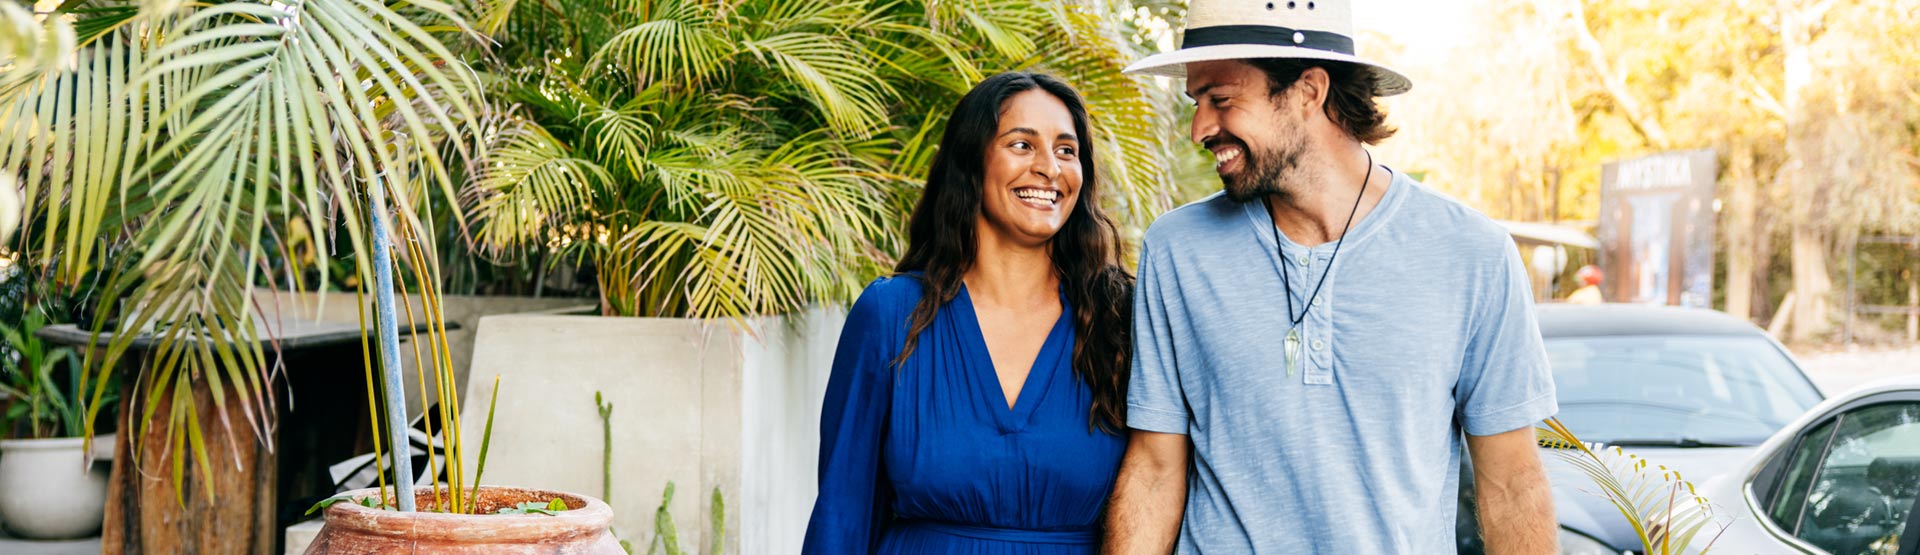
[[1271, 150, 1373, 378]]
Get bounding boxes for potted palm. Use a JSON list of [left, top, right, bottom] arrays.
[[0, 310, 116, 540]]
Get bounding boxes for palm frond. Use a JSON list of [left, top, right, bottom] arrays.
[[578, 95, 656, 178], [0, 1, 77, 104], [5, 0, 481, 501], [734, 3, 896, 135], [0, 29, 143, 294], [927, 0, 1053, 61], [606, 131, 885, 319], [1537, 418, 1731, 554], [468, 121, 608, 252], [584, 0, 729, 88]]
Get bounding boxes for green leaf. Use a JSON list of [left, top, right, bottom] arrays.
[[305, 493, 381, 515], [494, 499, 567, 515]]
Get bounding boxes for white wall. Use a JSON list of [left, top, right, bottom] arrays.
[[738, 307, 843, 554], [458, 308, 844, 554]]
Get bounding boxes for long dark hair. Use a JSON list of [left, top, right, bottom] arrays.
[[893, 72, 1133, 434]]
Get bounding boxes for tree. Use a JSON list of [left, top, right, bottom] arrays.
[[1379, 0, 1920, 341], [2, 0, 479, 497], [462, 0, 1178, 319]]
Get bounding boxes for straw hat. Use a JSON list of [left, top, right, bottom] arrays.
[[1125, 0, 1411, 96]]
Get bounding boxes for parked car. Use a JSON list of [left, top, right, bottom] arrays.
[[1458, 304, 1829, 554], [1696, 376, 1920, 555]]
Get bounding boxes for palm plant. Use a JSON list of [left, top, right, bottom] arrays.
[[1, 0, 482, 499], [0, 310, 85, 439], [1537, 418, 1732, 554], [462, 0, 1177, 318]]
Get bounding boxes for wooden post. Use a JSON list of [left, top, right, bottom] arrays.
[[1908, 267, 1917, 343], [100, 360, 275, 555]]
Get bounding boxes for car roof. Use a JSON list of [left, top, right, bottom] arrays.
[[1536, 304, 1766, 339]]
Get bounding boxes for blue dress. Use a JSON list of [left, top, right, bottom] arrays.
[[802, 276, 1127, 554]]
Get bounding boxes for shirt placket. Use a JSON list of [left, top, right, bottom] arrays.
[[1303, 251, 1335, 385]]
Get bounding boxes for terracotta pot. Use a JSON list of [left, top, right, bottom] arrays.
[[305, 486, 624, 554]]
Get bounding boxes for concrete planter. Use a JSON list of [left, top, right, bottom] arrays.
[[305, 487, 621, 554], [458, 308, 845, 554], [0, 435, 114, 539], [249, 289, 591, 419]]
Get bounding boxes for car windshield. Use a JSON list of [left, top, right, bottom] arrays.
[[1545, 335, 1823, 446]]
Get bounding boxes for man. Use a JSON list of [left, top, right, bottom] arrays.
[[1104, 0, 1560, 553]]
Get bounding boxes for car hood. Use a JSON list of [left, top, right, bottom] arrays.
[[1544, 446, 1757, 550]]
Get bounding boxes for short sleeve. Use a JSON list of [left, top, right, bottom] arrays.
[[1456, 242, 1559, 436], [1127, 240, 1191, 435], [801, 279, 902, 554]]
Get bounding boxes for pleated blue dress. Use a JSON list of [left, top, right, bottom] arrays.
[[802, 275, 1126, 554]]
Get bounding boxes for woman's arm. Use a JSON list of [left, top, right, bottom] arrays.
[[801, 281, 901, 555]]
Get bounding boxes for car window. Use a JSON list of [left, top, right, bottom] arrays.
[[1782, 403, 1920, 555], [1546, 335, 1823, 444], [1770, 418, 1840, 531]]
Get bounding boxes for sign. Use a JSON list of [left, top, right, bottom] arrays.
[[1598, 150, 1717, 308]]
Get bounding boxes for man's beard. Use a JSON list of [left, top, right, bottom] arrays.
[[1215, 133, 1306, 203]]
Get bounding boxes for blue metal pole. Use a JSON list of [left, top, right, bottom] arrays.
[[369, 177, 416, 512]]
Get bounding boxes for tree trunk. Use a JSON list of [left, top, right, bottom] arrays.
[[1789, 226, 1833, 341], [1726, 141, 1758, 321], [1557, 0, 1673, 150], [1780, 0, 1834, 342]]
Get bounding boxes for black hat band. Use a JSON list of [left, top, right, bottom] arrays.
[[1180, 25, 1356, 56]]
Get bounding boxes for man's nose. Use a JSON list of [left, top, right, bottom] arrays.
[[1191, 107, 1218, 145]]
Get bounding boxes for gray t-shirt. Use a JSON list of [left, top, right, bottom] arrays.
[[1128, 170, 1558, 553]]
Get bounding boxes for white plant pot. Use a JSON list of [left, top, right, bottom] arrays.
[[0, 434, 113, 540]]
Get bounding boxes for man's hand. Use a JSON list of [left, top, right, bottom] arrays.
[[1104, 431, 1189, 554], [1468, 427, 1558, 555]]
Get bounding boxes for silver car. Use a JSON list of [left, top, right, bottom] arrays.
[[1457, 304, 1836, 554], [1696, 376, 1920, 555]]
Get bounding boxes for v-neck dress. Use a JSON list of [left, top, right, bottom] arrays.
[[802, 275, 1127, 554]]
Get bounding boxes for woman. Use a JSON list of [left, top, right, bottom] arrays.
[[801, 72, 1134, 554]]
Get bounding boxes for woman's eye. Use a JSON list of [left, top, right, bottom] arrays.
[[1011, 140, 1032, 151], [1056, 146, 1076, 157]]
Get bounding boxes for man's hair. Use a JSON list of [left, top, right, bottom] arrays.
[[1245, 58, 1395, 145]]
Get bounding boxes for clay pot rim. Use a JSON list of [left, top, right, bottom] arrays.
[[323, 486, 614, 542]]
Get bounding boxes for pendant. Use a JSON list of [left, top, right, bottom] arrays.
[[1284, 326, 1302, 377]]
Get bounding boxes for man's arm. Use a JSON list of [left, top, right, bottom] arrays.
[[1468, 427, 1557, 555], [1104, 431, 1189, 554]]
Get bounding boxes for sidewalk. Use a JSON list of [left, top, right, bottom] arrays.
[[1796, 344, 1920, 395]]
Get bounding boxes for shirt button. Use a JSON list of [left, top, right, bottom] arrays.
[[1297, 254, 1311, 266], [1312, 339, 1326, 351]]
